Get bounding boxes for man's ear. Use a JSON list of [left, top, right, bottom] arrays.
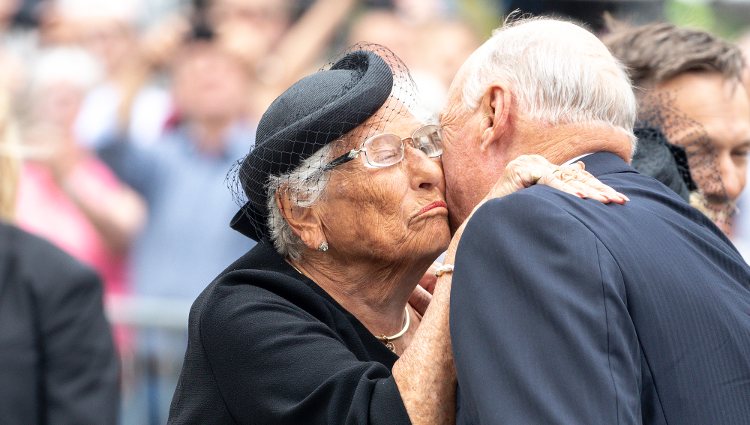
[[478, 82, 512, 152], [276, 188, 325, 251]]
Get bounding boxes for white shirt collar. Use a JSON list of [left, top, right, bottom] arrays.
[[562, 153, 594, 166]]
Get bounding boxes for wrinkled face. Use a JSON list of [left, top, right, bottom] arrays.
[[315, 113, 450, 263], [656, 73, 750, 223], [439, 71, 496, 230]]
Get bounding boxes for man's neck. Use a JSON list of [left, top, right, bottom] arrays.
[[509, 121, 633, 165]]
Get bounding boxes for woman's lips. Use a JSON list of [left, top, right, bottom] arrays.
[[418, 200, 448, 215]]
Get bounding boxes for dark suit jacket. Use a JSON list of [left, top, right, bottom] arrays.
[[451, 152, 750, 424], [0, 223, 119, 425]]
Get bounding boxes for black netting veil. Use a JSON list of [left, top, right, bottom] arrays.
[[633, 92, 736, 233], [228, 43, 422, 242]]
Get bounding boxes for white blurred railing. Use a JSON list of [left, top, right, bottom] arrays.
[[105, 294, 192, 330], [104, 295, 192, 425]]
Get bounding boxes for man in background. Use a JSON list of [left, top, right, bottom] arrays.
[[604, 22, 750, 236]]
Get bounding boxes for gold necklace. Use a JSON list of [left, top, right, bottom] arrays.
[[288, 261, 304, 275], [376, 307, 410, 352]]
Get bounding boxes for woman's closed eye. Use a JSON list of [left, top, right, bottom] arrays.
[[372, 147, 402, 163]]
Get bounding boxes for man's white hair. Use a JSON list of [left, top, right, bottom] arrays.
[[461, 17, 637, 151]]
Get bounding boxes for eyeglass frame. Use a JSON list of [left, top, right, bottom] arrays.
[[322, 124, 444, 171]]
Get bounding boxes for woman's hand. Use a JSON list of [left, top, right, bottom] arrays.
[[445, 154, 630, 266], [486, 154, 628, 205], [408, 262, 439, 316]]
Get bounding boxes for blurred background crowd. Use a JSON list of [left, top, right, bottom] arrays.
[[1, 0, 749, 423]]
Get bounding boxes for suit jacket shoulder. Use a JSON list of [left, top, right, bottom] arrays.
[[451, 152, 750, 425], [0, 222, 119, 425]]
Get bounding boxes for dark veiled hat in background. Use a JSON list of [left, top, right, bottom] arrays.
[[230, 48, 397, 242], [632, 125, 695, 202], [632, 92, 737, 233]]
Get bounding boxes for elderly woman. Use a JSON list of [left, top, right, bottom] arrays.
[[168, 46, 625, 425]]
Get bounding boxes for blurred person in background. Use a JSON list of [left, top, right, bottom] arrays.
[[412, 19, 479, 111], [742, 33, 750, 88], [1, 0, 39, 68], [731, 33, 750, 259], [0, 66, 119, 425], [208, 0, 292, 75], [604, 22, 750, 237], [0, 0, 17, 32], [348, 7, 479, 117], [348, 10, 412, 66], [0, 44, 20, 219], [415, 19, 479, 92], [46, 0, 173, 149], [109, 30, 256, 423], [207, 0, 356, 117], [0, 0, 23, 46], [122, 29, 254, 302], [15, 47, 146, 308], [500, 0, 665, 32]]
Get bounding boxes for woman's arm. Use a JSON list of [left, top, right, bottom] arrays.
[[392, 264, 456, 425]]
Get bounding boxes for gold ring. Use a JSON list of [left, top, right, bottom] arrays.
[[555, 167, 578, 183]]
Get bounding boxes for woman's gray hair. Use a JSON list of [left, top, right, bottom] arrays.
[[461, 17, 638, 153], [266, 143, 338, 260]]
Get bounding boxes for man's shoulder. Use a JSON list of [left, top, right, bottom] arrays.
[[470, 187, 582, 228]]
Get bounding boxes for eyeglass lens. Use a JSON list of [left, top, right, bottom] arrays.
[[364, 125, 443, 167]]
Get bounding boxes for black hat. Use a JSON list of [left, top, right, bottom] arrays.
[[632, 125, 694, 201], [231, 49, 395, 241]]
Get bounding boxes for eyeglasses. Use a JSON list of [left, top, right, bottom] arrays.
[[323, 124, 443, 170]]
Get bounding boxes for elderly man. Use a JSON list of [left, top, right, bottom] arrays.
[[440, 17, 750, 424], [603, 22, 750, 235]]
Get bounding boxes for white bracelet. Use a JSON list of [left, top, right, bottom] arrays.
[[434, 264, 454, 277]]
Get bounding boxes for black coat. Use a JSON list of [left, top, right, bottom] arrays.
[[451, 152, 750, 424], [168, 241, 411, 425], [0, 222, 119, 425]]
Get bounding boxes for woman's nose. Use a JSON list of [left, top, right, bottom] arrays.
[[404, 147, 444, 190]]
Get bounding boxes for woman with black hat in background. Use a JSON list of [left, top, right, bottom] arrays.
[[167, 45, 624, 425]]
